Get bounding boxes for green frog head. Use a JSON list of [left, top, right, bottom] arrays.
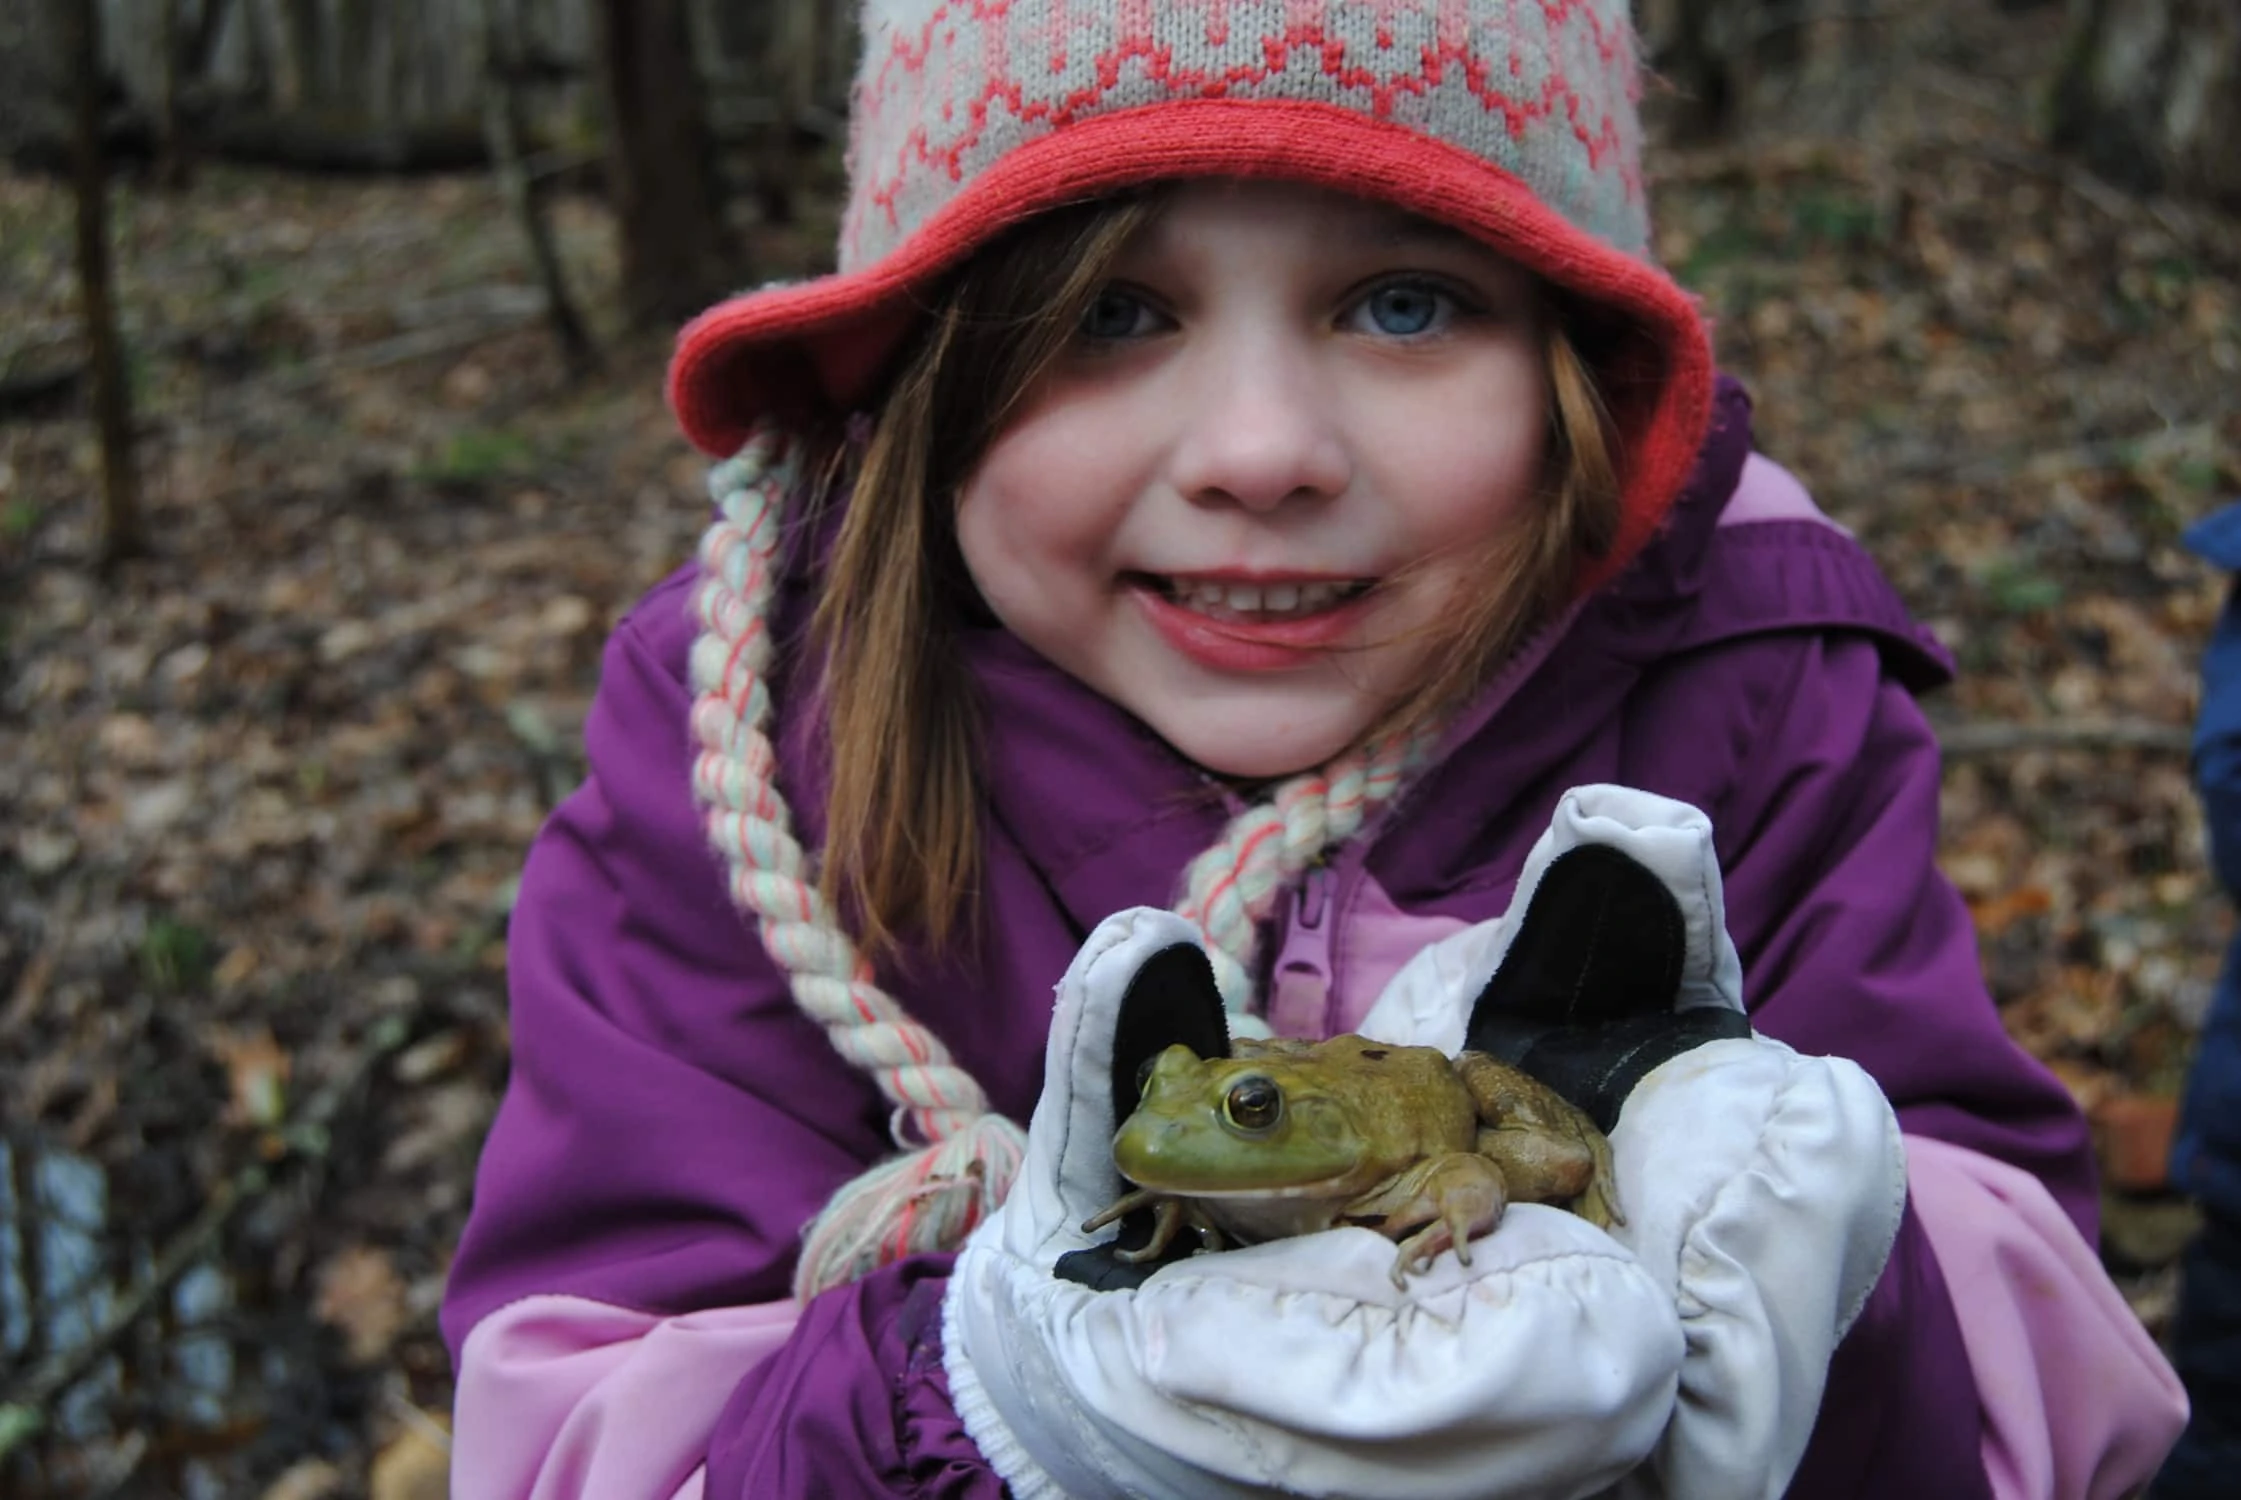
[[1110, 1036, 1477, 1198]]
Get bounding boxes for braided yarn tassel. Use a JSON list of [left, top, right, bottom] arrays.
[[1177, 732, 1432, 1012], [687, 426, 1025, 1300]]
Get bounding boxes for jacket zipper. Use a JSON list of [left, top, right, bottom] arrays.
[[1268, 862, 1337, 1037]]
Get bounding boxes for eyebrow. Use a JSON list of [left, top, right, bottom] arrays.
[[1345, 213, 1488, 254]]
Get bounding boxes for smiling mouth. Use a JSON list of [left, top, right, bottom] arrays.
[[1130, 573, 1376, 621]]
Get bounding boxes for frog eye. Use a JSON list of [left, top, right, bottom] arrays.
[[1223, 1077, 1283, 1133], [1135, 1054, 1159, 1101]]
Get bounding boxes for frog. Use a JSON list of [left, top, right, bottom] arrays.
[[1081, 1034, 1622, 1287]]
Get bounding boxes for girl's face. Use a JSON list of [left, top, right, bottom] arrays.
[[955, 181, 1548, 780]]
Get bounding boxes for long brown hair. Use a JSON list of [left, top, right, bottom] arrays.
[[809, 195, 1623, 959]]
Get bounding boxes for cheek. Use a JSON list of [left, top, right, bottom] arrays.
[[1389, 412, 1546, 557], [962, 382, 1158, 560], [955, 432, 1118, 615], [1350, 345, 1547, 540]]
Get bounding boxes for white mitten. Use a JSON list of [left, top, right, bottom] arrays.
[[1363, 785, 1908, 1500], [943, 907, 1686, 1500]]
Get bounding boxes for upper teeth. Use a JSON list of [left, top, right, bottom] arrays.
[[1176, 580, 1350, 616]]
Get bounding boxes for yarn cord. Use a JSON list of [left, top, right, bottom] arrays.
[[688, 429, 1022, 1297]]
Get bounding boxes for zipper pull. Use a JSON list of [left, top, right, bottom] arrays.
[[1268, 864, 1334, 1038]]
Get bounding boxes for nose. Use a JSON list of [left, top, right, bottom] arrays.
[[1166, 331, 1353, 513]]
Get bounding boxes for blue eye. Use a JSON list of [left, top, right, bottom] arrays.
[[1355, 282, 1452, 338], [1079, 288, 1156, 341]]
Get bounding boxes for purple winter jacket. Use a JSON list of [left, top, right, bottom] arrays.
[[442, 380, 2101, 1497]]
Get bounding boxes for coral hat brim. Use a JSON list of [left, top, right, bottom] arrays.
[[668, 99, 1713, 589]]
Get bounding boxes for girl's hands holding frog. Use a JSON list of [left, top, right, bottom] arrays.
[[941, 904, 1686, 1500], [943, 786, 1907, 1500]]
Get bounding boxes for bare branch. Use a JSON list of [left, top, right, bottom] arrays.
[[1936, 721, 2194, 758]]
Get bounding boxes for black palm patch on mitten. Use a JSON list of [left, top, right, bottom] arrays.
[[1107, 942, 1231, 1127], [1057, 941, 1230, 1292], [1465, 845, 1748, 1133]]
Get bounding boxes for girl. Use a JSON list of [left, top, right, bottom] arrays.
[[442, 3, 2186, 1495]]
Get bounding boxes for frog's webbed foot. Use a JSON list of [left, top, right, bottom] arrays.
[[1347, 1154, 1508, 1288], [1571, 1126, 1624, 1231]]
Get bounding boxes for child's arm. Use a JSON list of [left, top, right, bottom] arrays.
[[441, 572, 973, 1499], [1697, 629, 2186, 1497]]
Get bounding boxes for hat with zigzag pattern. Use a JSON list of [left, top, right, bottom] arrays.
[[667, 0, 1714, 583]]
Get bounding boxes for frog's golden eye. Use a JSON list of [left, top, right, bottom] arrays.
[[1224, 1077, 1282, 1133]]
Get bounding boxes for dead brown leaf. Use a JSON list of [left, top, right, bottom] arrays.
[[1969, 883, 2054, 939], [261, 1459, 346, 1500], [210, 1026, 292, 1130], [369, 1420, 451, 1500], [314, 1245, 410, 1366]]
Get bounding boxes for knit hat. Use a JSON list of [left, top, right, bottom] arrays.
[[674, 2, 1718, 1299], [670, 0, 1715, 592]]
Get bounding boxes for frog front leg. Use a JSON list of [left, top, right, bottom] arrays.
[[1342, 1153, 1509, 1288], [1082, 1189, 1226, 1264]]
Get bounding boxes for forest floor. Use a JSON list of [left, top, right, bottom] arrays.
[[3, 6, 2240, 1499]]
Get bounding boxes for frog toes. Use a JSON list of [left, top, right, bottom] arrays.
[[1570, 1165, 1624, 1230]]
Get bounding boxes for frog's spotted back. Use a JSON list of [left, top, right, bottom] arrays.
[[1087, 1029, 1615, 1283]]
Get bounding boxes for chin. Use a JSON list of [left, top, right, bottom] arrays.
[[1156, 717, 1369, 783]]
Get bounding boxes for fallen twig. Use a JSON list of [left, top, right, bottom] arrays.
[[3, 881, 86, 1034], [83, 1426, 148, 1500], [386, 1386, 455, 1455], [1937, 720, 2193, 758], [257, 315, 541, 395], [0, 1007, 421, 1462], [0, 362, 84, 420]]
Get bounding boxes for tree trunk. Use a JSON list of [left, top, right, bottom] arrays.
[[63, 0, 145, 570], [595, 0, 732, 329], [152, 0, 224, 188], [280, 0, 321, 109], [1635, 0, 1893, 140], [481, 0, 596, 377], [1636, 0, 1747, 139], [2047, 0, 2241, 209], [156, 0, 184, 185], [249, 0, 300, 109], [334, 0, 379, 118], [185, 0, 236, 81], [822, 0, 860, 108]]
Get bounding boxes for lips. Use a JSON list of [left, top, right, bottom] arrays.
[[1125, 571, 1378, 672]]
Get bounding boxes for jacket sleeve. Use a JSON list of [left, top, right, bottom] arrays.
[[1691, 630, 2185, 1499], [441, 569, 1000, 1499], [703, 1255, 1005, 1499]]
